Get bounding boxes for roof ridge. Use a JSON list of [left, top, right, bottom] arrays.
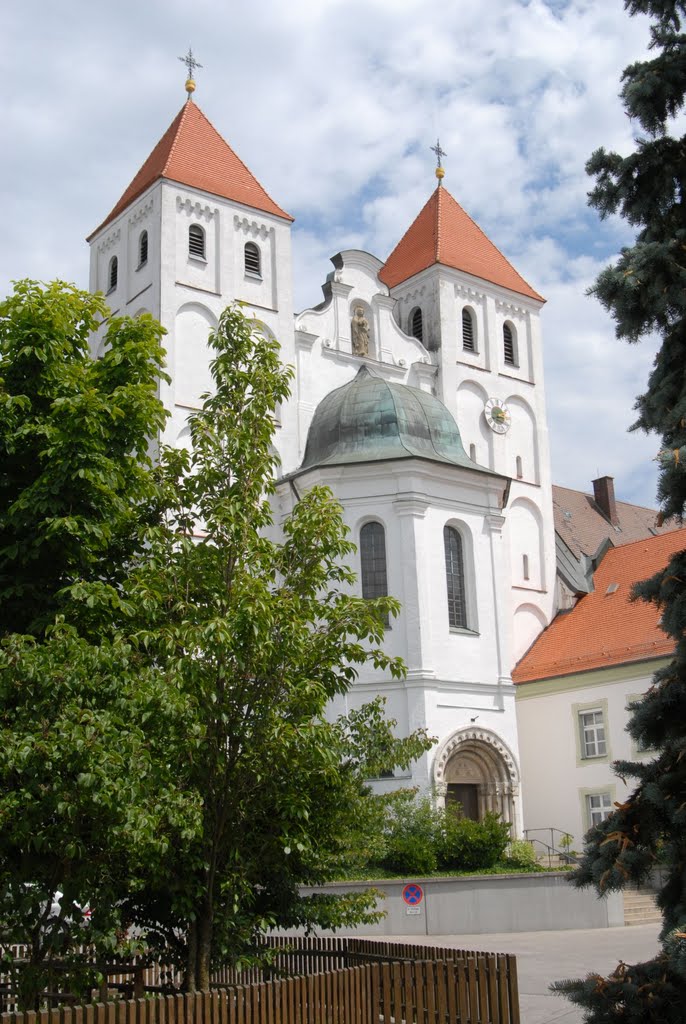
[[162, 99, 192, 176], [435, 186, 443, 260], [386, 379, 423, 461], [601, 530, 683, 556]]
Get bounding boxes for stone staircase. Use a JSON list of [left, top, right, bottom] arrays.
[[624, 885, 661, 926]]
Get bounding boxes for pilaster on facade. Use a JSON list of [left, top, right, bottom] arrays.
[[394, 495, 433, 678], [485, 513, 511, 699], [411, 360, 438, 395]]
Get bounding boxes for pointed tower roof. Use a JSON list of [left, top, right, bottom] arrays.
[[378, 186, 543, 302], [87, 100, 292, 240]]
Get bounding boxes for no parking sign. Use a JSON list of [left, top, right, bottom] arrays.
[[402, 883, 424, 914]]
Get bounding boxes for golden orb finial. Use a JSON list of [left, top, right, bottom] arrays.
[[435, 166, 445, 181], [185, 78, 196, 96]]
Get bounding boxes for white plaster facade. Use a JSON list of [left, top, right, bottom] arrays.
[[516, 660, 662, 851], [86, 103, 560, 834]]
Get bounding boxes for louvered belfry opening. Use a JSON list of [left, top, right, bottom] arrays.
[[503, 323, 515, 364], [410, 307, 423, 342], [188, 224, 206, 259], [244, 242, 261, 276], [462, 307, 475, 351], [139, 230, 148, 267], [108, 256, 118, 292]]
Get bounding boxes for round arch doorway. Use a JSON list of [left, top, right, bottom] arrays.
[[432, 727, 520, 831]]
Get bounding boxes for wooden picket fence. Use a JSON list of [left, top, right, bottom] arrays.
[[0, 936, 520, 1024]]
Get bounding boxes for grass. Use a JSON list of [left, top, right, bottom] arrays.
[[335, 862, 549, 882]]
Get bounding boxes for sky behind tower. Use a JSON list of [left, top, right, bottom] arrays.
[[1, 0, 667, 508]]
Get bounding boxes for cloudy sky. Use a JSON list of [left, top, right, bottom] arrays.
[[2, 0, 666, 507]]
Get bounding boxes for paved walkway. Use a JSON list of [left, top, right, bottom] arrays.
[[394, 924, 661, 1023]]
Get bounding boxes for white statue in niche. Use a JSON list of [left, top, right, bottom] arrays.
[[351, 306, 370, 356]]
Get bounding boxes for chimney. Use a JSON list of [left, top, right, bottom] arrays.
[[592, 475, 619, 527]]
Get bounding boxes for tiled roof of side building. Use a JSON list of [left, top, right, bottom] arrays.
[[88, 100, 292, 240], [513, 529, 686, 684], [378, 185, 544, 302], [552, 483, 681, 559]]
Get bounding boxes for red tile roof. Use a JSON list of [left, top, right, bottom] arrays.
[[88, 100, 292, 240], [378, 186, 544, 301], [513, 529, 686, 683]]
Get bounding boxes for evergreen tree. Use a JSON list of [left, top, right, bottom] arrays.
[[554, 3, 686, 1020]]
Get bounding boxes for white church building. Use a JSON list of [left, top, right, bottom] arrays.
[[86, 82, 563, 838]]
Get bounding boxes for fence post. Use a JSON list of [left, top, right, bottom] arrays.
[[369, 964, 380, 1024]]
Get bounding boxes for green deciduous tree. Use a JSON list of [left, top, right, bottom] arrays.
[[107, 304, 430, 990], [0, 626, 201, 1009], [0, 280, 168, 637], [0, 295, 430, 999], [554, 3, 686, 1020]]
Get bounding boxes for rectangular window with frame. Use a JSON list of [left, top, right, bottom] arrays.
[[579, 708, 607, 758], [586, 791, 613, 827]]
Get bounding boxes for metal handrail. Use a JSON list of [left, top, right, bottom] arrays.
[[524, 837, 581, 868], [524, 827, 575, 853]]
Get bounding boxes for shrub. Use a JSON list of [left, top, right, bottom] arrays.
[[502, 838, 539, 870], [376, 794, 441, 876], [382, 834, 437, 875], [438, 812, 511, 871]]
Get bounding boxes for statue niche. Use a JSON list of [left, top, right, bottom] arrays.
[[351, 306, 370, 357]]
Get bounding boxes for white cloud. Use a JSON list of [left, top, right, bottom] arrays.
[[1, 0, 666, 506]]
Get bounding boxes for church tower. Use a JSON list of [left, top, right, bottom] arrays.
[[86, 70, 298, 470], [87, 87, 556, 826], [377, 162, 557, 663]]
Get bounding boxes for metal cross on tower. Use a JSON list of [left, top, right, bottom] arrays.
[[431, 139, 446, 167], [178, 47, 203, 81]]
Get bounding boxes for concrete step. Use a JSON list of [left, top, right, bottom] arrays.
[[535, 853, 577, 868], [624, 888, 661, 925]]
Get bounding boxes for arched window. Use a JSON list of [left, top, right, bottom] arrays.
[[138, 230, 148, 268], [188, 224, 206, 259], [462, 307, 475, 351], [444, 525, 467, 629], [409, 307, 423, 342], [516, 455, 523, 479], [360, 521, 389, 625], [108, 256, 118, 292], [503, 322, 516, 365], [244, 242, 261, 277], [469, 443, 477, 462]]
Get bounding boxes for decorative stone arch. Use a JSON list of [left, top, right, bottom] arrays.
[[251, 318, 276, 342], [508, 495, 546, 591], [433, 727, 520, 829], [504, 394, 540, 484]]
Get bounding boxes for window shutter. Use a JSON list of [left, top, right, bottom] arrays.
[[244, 242, 261, 276], [189, 224, 205, 259], [462, 308, 475, 351]]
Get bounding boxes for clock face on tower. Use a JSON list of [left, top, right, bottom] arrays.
[[484, 398, 511, 434]]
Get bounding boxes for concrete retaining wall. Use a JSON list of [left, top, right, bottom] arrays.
[[303, 873, 624, 935]]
